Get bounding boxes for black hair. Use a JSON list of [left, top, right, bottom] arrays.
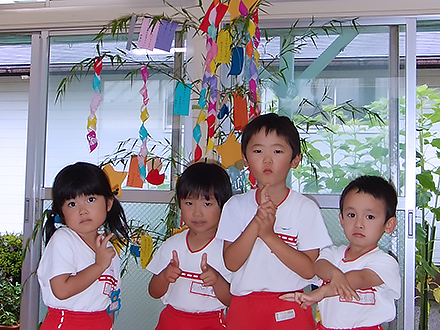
[[241, 113, 301, 161], [176, 162, 232, 209], [43, 162, 130, 246], [339, 175, 398, 222]]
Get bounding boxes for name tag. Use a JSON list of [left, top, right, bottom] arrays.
[[190, 281, 216, 298], [340, 290, 376, 305], [275, 309, 296, 322]]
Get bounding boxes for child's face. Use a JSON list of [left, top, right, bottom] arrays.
[[61, 194, 112, 237], [339, 190, 396, 255], [243, 129, 301, 189], [180, 194, 221, 236]]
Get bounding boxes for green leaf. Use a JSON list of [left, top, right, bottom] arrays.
[[417, 171, 436, 191]]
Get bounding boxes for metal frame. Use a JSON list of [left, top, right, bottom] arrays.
[[18, 17, 418, 330], [21, 31, 49, 330]]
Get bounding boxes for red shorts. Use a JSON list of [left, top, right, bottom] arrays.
[[155, 305, 226, 330], [39, 308, 112, 330], [226, 292, 315, 330], [316, 322, 384, 330]]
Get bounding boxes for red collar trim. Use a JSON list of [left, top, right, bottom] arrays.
[[185, 230, 215, 253], [342, 245, 378, 262]]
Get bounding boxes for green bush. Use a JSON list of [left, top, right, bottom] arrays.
[[0, 233, 22, 326], [0, 233, 23, 284], [0, 277, 21, 326]]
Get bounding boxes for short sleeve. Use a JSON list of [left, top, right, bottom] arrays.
[[297, 198, 332, 251], [364, 253, 401, 298], [147, 234, 179, 275], [216, 196, 246, 242], [318, 245, 342, 264], [38, 230, 79, 281]]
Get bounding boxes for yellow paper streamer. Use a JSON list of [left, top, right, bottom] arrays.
[[140, 235, 154, 269], [197, 109, 206, 123], [248, 20, 256, 39], [206, 137, 215, 152], [140, 105, 150, 122]]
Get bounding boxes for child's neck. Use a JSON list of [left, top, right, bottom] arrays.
[[186, 229, 216, 252], [345, 244, 377, 261]]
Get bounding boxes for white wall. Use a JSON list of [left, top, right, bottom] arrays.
[[0, 76, 28, 233]]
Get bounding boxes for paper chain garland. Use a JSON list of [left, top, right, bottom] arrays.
[[86, 57, 103, 153], [138, 66, 150, 181]]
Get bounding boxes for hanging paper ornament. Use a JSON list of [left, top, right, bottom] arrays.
[[247, 9, 261, 119], [215, 132, 242, 169], [140, 235, 154, 269], [127, 155, 144, 188], [146, 169, 165, 186], [138, 66, 150, 181], [102, 164, 128, 197], [229, 47, 244, 76], [146, 157, 165, 186], [193, 109, 206, 162], [86, 57, 102, 153]]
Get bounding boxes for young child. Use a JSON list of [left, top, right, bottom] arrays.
[[281, 175, 401, 330], [147, 162, 233, 330], [37, 162, 130, 330], [216, 113, 332, 330]]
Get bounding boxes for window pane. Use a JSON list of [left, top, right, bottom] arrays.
[[256, 25, 404, 194], [46, 35, 176, 190], [0, 34, 31, 234]]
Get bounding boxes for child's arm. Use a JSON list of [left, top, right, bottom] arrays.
[[256, 191, 318, 279], [50, 234, 116, 300], [199, 253, 232, 306], [315, 259, 384, 301], [280, 288, 326, 308], [148, 250, 182, 299], [223, 219, 259, 272]]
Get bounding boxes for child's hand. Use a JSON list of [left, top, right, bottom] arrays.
[[329, 271, 360, 302], [254, 184, 277, 240], [95, 233, 116, 271], [199, 253, 219, 287], [162, 250, 182, 283], [280, 290, 322, 309]]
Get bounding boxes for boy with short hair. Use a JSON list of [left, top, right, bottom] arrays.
[[216, 113, 332, 329], [147, 162, 233, 330], [281, 175, 401, 330]]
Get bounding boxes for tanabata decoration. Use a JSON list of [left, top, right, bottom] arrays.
[[173, 82, 192, 116], [137, 17, 160, 51], [247, 9, 261, 119], [193, 109, 206, 162], [228, 0, 260, 19], [155, 20, 178, 52], [126, 155, 144, 188], [138, 66, 150, 181], [86, 57, 102, 152], [214, 132, 242, 169], [140, 234, 154, 268], [197, 0, 228, 162], [146, 157, 165, 186], [233, 92, 248, 131], [102, 164, 128, 197]]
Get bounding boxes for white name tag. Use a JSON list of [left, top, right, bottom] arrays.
[[340, 290, 376, 305], [190, 281, 216, 298], [275, 309, 296, 322]]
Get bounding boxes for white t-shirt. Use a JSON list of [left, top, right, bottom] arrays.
[[317, 245, 401, 329], [37, 226, 120, 312], [216, 189, 332, 296], [147, 229, 231, 313]]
